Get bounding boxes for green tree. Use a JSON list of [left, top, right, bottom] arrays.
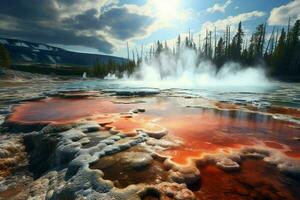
[[214, 37, 225, 68], [287, 20, 300, 74], [230, 21, 244, 61], [248, 24, 266, 60], [271, 28, 286, 74], [291, 20, 300, 46], [155, 40, 163, 57]]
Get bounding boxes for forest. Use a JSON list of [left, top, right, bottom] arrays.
[[0, 20, 299, 80], [92, 19, 300, 80], [149, 19, 300, 80]]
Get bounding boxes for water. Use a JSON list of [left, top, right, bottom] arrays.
[[59, 79, 300, 108], [1, 76, 300, 200]]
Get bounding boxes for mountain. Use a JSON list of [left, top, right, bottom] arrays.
[[0, 38, 126, 67]]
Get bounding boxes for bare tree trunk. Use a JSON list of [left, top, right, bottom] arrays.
[[127, 42, 130, 62]]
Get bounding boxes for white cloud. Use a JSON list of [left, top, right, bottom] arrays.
[[101, 0, 194, 55], [123, 0, 193, 42], [207, 0, 233, 13], [201, 10, 265, 33], [134, 10, 266, 58], [268, 0, 300, 25]]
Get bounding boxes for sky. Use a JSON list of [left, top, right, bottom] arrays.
[[0, 0, 299, 57]]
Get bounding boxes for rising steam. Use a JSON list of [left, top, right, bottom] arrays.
[[107, 47, 273, 91]]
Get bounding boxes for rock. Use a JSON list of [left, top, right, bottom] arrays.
[[55, 143, 81, 166], [78, 137, 90, 145], [146, 138, 179, 148], [277, 161, 300, 178], [131, 108, 146, 113], [84, 185, 141, 200], [41, 124, 73, 134], [168, 165, 201, 185], [0, 135, 27, 178], [216, 158, 240, 171], [103, 145, 121, 155], [293, 137, 300, 141], [29, 178, 49, 199], [145, 130, 167, 139], [109, 135, 122, 141], [77, 122, 101, 133], [139, 183, 196, 200], [155, 182, 195, 200], [118, 143, 131, 151], [50, 169, 114, 200], [240, 147, 270, 159], [0, 148, 10, 158], [66, 154, 95, 179], [121, 152, 153, 169], [101, 139, 115, 145], [60, 129, 86, 141]]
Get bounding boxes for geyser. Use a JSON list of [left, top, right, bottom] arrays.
[[107, 48, 274, 91]]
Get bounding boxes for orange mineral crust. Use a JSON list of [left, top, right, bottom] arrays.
[[105, 116, 165, 136], [196, 160, 299, 200], [7, 96, 300, 164], [156, 107, 300, 165], [284, 151, 300, 158], [7, 97, 137, 124], [265, 106, 300, 118], [264, 141, 286, 149], [161, 149, 203, 165], [157, 113, 255, 164]]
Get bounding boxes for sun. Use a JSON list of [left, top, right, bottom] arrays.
[[151, 0, 181, 21]]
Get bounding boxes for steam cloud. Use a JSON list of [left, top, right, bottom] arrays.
[[107, 48, 273, 91]]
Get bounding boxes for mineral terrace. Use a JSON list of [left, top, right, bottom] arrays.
[[0, 73, 300, 200]]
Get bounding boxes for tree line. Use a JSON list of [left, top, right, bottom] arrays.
[[149, 20, 300, 80], [92, 59, 137, 78], [1, 19, 299, 80]]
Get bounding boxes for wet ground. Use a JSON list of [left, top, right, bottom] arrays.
[[1, 72, 300, 200]]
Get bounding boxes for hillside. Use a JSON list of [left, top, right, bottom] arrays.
[[0, 38, 126, 67]]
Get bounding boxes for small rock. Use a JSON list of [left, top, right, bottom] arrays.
[[122, 152, 153, 169], [216, 158, 240, 171], [168, 165, 201, 185], [293, 137, 300, 141], [156, 182, 195, 200]]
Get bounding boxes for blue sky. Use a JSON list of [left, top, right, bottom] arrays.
[[0, 0, 299, 57], [114, 0, 294, 57]]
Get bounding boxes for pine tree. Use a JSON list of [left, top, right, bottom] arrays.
[[272, 28, 286, 75], [155, 40, 163, 57], [291, 20, 300, 46], [185, 36, 189, 48], [176, 35, 181, 55], [249, 24, 265, 60], [230, 21, 244, 61], [215, 37, 225, 68], [288, 20, 300, 74]]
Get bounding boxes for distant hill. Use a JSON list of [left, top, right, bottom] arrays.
[[0, 38, 126, 67]]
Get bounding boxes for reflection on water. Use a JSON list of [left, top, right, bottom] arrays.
[[197, 160, 300, 200], [143, 99, 300, 165], [8, 97, 136, 124], [105, 116, 165, 136], [59, 80, 300, 108]]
